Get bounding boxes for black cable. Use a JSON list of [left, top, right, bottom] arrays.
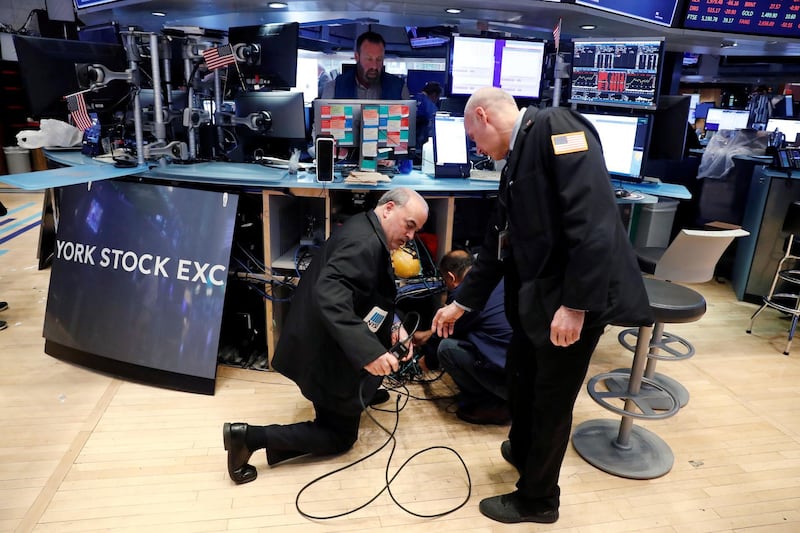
[[294, 379, 471, 521]]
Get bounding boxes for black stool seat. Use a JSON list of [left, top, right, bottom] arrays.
[[644, 277, 707, 324]]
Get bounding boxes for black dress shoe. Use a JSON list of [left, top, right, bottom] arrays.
[[479, 492, 559, 524], [223, 422, 257, 484], [456, 403, 510, 425], [368, 388, 391, 406]]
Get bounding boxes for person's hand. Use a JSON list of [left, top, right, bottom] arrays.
[[412, 329, 433, 347], [550, 305, 585, 347], [431, 303, 465, 338], [364, 352, 402, 376], [391, 326, 414, 361]]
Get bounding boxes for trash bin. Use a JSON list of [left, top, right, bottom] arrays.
[[3, 146, 32, 174], [634, 198, 679, 249]]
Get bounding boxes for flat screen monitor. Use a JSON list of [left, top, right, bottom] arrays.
[[694, 101, 714, 120], [682, 0, 800, 38], [569, 38, 665, 111], [228, 22, 299, 90], [43, 180, 239, 395], [581, 111, 651, 182], [648, 95, 691, 160], [313, 98, 417, 161], [448, 35, 545, 99], [773, 95, 795, 119], [405, 26, 452, 49], [766, 118, 800, 145], [704, 108, 749, 131], [685, 93, 701, 123], [12, 34, 129, 119], [77, 21, 121, 45], [575, 0, 680, 27], [231, 90, 306, 161], [432, 114, 470, 178]]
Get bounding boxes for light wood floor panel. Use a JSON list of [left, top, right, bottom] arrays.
[[2, 191, 800, 532]]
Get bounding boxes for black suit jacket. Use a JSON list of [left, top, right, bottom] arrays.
[[272, 211, 396, 414], [457, 106, 653, 345]]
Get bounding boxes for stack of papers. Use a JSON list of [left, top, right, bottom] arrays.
[[344, 171, 391, 185]]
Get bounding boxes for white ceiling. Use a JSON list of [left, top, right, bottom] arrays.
[[76, 0, 800, 57]]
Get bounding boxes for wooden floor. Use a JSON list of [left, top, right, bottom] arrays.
[[1, 190, 799, 533]]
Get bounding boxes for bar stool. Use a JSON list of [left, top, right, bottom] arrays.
[[572, 278, 706, 479], [747, 201, 800, 355], [614, 228, 744, 408]]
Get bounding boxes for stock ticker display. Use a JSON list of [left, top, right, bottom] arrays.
[[683, 0, 800, 38], [569, 40, 663, 110]]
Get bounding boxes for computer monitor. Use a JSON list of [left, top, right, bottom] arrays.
[[228, 22, 299, 90], [77, 21, 121, 45], [231, 90, 306, 161], [405, 26, 452, 49], [12, 34, 130, 120], [648, 95, 691, 160], [432, 114, 470, 178], [704, 108, 750, 132], [313, 99, 417, 161], [766, 118, 800, 145], [569, 38, 665, 111], [682, 0, 799, 38], [581, 111, 651, 182], [448, 34, 545, 99], [574, 0, 680, 26]]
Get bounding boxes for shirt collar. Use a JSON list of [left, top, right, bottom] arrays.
[[508, 108, 527, 153]]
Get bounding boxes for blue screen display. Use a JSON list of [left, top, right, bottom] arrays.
[[683, 0, 800, 38], [576, 0, 680, 26], [44, 181, 239, 383]]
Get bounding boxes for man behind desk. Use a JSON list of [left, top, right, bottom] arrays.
[[223, 188, 428, 485], [320, 31, 409, 100], [432, 88, 653, 524]]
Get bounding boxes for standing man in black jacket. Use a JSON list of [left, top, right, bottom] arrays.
[[223, 187, 428, 485], [432, 87, 653, 524]]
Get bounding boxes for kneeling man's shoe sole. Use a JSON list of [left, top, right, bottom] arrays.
[[479, 492, 558, 524]]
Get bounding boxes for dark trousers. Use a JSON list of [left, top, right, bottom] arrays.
[[263, 403, 361, 459], [438, 338, 508, 403], [506, 325, 603, 510]]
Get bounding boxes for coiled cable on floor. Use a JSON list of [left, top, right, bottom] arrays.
[[294, 374, 472, 520]]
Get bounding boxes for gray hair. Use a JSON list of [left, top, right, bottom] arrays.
[[377, 187, 427, 210]]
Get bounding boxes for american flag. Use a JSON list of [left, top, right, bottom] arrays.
[[553, 18, 562, 53], [66, 93, 93, 131], [202, 44, 236, 70], [551, 132, 588, 155]]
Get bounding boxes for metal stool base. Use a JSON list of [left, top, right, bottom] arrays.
[[572, 419, 674, 480], [607, 368, 690, 409]]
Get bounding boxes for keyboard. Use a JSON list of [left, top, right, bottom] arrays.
[[469, 169, 502, 181]]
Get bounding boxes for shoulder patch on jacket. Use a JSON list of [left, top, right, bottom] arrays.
[[551, 131, 588, 155]]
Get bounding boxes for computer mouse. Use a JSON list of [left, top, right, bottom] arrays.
[[615, 188, 631, 199]]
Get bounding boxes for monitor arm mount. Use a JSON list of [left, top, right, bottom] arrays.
[[215, 110, 272, 132], [232, 42, 260, 66], [77, 63, 134, 92]]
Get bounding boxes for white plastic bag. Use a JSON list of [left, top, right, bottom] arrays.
[[16, 119, 83, 149]]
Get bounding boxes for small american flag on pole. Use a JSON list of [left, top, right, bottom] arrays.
[[553, 18, 562, 53], [66, 93, 93, 131], [202, 44, 237, 70]]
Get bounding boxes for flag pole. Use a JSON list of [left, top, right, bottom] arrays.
[[233, 61, 247, 93], [552, 18, 563, 108]]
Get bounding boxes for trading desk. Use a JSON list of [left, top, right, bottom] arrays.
[[0, 151, 683, 394]]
